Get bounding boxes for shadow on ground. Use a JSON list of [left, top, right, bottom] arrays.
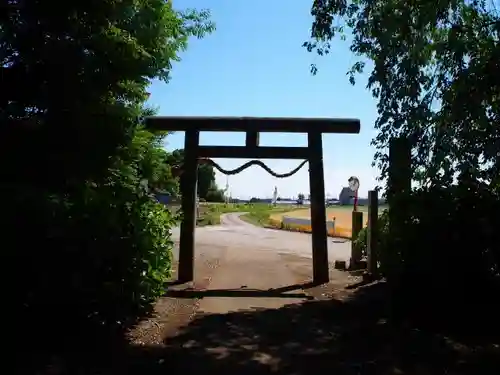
[[115, 282, 500, 375], [164, 282, 317, 300]]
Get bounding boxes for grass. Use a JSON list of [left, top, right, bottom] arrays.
[[239, 205, 293, 226], [274, 204, 389, 217], [196, 211, 222, 226], [171, 202, 389, 230], [270, 204, 389, 229], [195, 202, 295, 227]]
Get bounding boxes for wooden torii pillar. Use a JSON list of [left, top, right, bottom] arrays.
[[145, 116, 361, 284]]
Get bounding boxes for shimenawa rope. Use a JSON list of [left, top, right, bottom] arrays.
[[199, 158, 308, 178]]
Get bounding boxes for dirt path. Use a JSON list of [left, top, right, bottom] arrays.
[[132, 213, 357, 345], [120, 214, 499, 375], [127, 214, 360, 361], [196, 241, 312, 314], [171, 212, 352, 263]]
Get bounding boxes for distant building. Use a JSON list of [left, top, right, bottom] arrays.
[[339, 187, 355, 205]]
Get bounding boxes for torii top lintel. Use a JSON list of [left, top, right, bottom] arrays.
[[145, 116, 360, 134]]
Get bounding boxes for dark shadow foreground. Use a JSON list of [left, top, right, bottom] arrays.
[[83, 282, 500, 375], [164, 282, 317, 300]]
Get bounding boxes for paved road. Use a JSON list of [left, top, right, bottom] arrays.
[[170, 213, 352, 263]]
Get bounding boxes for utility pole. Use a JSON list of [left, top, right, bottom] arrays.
[[225, 176, 230, 204]]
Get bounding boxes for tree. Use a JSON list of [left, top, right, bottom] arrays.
[[1, 1, 214, 371], [304, 0, 500, 303], [297, 193, 305, 205], [166, 149, 219, 199], [304, 0, 500, 189], [206, 187, 226, 202]]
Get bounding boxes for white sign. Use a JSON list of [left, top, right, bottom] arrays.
[[272, 186, 278, 204]]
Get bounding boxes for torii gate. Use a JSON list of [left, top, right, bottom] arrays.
[[145, 116, 360, 284]]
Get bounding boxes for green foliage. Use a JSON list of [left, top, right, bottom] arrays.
[[305, 0, 500, 315], [353, 209, 390, 273], [1, 0, 214, 371], [2, 1, 214, 185], [239, 205, 294, 227], [166, 149, 220, 200], [125, 127, 179, 196], [353, 184, 500, 295], [241, 209, 275, 227], [297, 193, 305, 204], [392, 184, 500, 286], [206, 187, 226, 202], [195, 202, 292, 227], [197, 212, 222, 226], [4, 126, 180, 369], [304, 0, 500, 189]]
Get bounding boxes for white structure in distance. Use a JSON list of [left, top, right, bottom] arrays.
[[272, 186, 278, 206]]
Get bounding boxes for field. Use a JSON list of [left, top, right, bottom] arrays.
[[196, 202, 295, 226], [270, 205, 388, 230], [164, 201, 388, 234], [161, 201, 296, 227]]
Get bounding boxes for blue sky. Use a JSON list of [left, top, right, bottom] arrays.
[[147, 0, 379, 199]]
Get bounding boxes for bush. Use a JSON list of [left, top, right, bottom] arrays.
[[396, 185, 500, 288], [1, 1, 214, 372], [4, 129, 178, 371], [206, 188, 226, 202], [352, 209, 390, 274], [355, 183, 500, 313]]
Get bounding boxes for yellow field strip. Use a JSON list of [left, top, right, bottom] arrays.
[[268, 217, 353, 239]]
